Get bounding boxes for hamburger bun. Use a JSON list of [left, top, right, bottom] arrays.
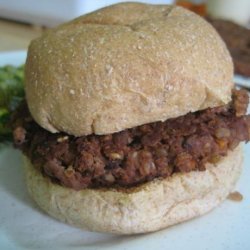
[[24, 146, 243, 234], [24, 3, 233, 137]]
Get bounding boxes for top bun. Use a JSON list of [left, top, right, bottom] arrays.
[[25, 2, 233, 136]]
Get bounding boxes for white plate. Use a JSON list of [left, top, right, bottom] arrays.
[[235, 74, 250, 88], [0, 51, 250, 250]]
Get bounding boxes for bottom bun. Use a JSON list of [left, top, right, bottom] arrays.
[[24, 146, 243, 234]]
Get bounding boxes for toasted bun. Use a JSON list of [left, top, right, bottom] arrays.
[[25, 3, 233, 136], [24, 146, 242, 234]]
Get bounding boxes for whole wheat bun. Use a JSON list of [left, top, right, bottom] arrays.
[[24, 146, 242, 234], [25, 2, 233, 136]]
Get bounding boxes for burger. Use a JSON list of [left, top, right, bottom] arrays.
[[12, 2, 250, 234]]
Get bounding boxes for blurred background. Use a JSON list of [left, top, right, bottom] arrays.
[[0, 0, 249, 53]]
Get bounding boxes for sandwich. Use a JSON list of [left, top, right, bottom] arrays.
[[12, 2, 250, 234]]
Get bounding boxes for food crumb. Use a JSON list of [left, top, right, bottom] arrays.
[[227, 191, 243, 202], [57, 136, 69, 143]]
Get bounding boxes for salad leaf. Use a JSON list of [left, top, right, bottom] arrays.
[[0, 65, 25, 142]]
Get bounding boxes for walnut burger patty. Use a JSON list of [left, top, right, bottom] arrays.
[[13, 3, 250, 234], [13, 89, 249, 190]]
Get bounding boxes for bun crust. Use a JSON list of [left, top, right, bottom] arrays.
[[25, 3, 233, 136], [24, 146, 242, 234]]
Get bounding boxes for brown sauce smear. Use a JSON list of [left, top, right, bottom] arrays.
[[227, 191, 243, 202]]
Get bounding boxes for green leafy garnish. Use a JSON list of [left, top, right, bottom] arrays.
[[0, 65, 25, 142]]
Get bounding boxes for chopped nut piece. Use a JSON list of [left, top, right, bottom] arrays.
[[216, 138, 227, 150], [104, 173, 115, 183], [209, 155, 221, 164], [215, 128, 230, 138], [109, 152, 124, 160], [64, 165, 74, 177], [57, 136, 69, 142]]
